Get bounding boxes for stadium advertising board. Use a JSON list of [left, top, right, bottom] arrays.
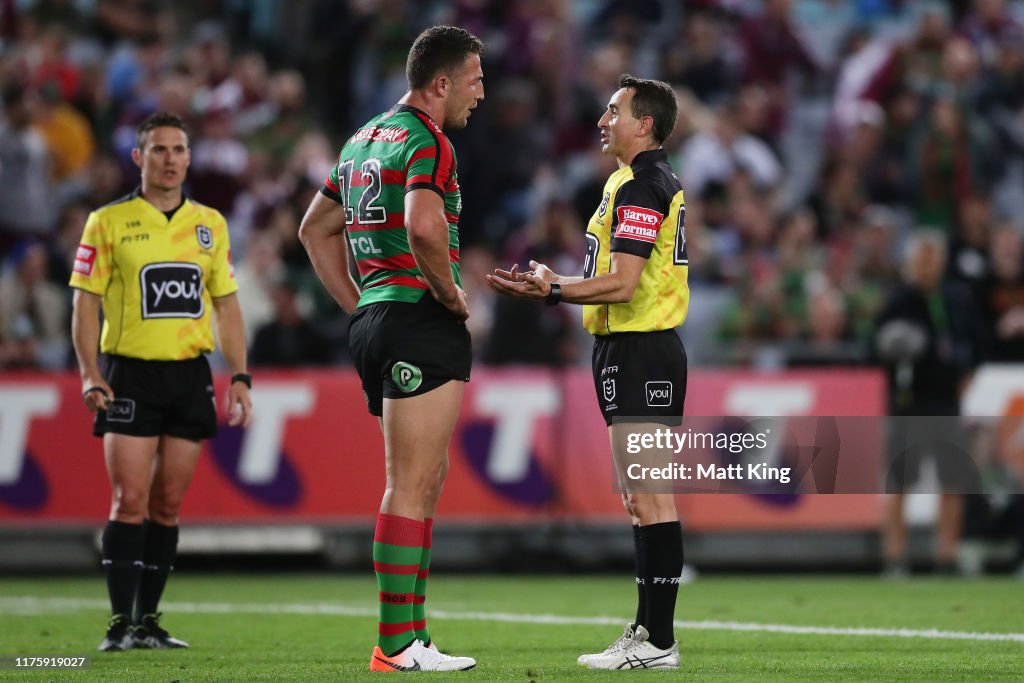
[[0, 369, 886, 530]]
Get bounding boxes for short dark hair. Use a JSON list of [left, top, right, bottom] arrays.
[[406, 25, 483, 90], [618, 74, 677, 145], [136, 111, 189, 149]]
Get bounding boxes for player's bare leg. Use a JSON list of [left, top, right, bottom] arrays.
[[936, 493, 963, 571], [883, 493, 909, 577], [131, 436, 201, 649], [98, 434, 158, 651], [380, 380, 462, 520], [369, 381, 474, 671]]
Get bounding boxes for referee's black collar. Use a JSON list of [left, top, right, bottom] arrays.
[[130, 185, 187, 220], [630, 148, 668, 169]]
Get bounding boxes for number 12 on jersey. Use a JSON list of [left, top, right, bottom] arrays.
[[338, 158, 388, 225]]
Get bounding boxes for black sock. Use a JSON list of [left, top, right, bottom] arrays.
[[101, 521, 144, 619], [632, 524, 646, 628], [135, 520, 179, 621], [638, 521, 683, 650]]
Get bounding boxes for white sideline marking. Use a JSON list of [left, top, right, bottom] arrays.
[[2, 597, 1023, 643]]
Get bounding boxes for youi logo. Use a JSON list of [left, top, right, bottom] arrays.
[[209, 385, 314, 507], [460, 382, 560, 506], [0, 387, 59, 509]]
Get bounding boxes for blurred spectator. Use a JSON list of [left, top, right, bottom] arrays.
[[983, 224, 1024, 361], [959, 0, 1024, 68], [249, 277, 333, 368], [678, 100, 782, 200], [0, 84, 53, 254], [736, 0, 819, 141], [947, 192, 993, 297], [0, 240, 68, 369], [233, 230, 286, 347], [910, 96, 995, 230], [45, 200, 90, 286], [874, 230, 984, 576], [33, 80, 95, 182], [786, 285, 864, 366], [188, 106, 248, 214], [30, 25, 80, 102], [26, 0, 86, 35], [245, 70, 312, 168], [93, 0, 170, 48], [662, 9, 738, 106]]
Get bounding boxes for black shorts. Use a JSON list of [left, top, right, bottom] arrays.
[[592, 330, 687, 426], [348, 293, 472, 417], [93, 355, 217, 440], [884, 415, 981, 493]]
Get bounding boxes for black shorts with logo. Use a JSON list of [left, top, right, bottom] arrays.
[[93, 355, 217, 440], [348, 293, 472, 417], [592, 330, 687, 427]]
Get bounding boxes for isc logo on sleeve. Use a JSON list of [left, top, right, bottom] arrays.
[[140, 263, 205, 319]]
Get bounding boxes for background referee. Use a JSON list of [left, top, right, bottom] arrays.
[[69, 112, 252, 652]]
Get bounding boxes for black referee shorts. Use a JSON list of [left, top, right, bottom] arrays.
[[592, 330, 687, 427], [93, 355, 217, 440], [348, 293, 472, 417]]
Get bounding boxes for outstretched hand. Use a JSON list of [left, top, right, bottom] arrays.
[[486, 262, 552, 301]]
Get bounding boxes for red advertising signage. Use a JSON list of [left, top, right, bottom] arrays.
[[0, 369, 884, 530]]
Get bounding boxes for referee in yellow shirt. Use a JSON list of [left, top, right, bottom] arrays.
[[69, 112, 252, 652], [488, 75, 687, 670]]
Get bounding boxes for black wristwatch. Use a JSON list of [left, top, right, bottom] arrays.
[[545, 282, 562, 306], [231, 373, 252, 389]]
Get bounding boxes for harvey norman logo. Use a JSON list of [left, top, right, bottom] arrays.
[[615, 205, 663, 243]]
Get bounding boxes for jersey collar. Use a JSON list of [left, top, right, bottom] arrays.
[[130, 185, 188, 221], [630, 148, 667, 169], [394, 103, 440, 127]]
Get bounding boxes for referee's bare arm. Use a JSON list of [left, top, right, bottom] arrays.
[[299, 192, 361, 315], [71, 289, 113, 411], [212, 293, 252, 427], [406, 188, 468, 321], [488, 252, 646, 305]]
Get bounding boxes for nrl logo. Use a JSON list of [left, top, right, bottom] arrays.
[[196, 225, 213, 249], [603, 377, 616, 402], [598, 191, 611, 218]]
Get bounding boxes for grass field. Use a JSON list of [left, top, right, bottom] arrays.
[[1, 574, 1022, 681]]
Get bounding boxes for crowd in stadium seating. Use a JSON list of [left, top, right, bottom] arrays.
[[0, 0, 1023, 372]]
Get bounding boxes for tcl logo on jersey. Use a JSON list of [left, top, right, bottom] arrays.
[[73, 244, 97, 276], [615, 205, 663, 243], [140, 263, 205, 319]]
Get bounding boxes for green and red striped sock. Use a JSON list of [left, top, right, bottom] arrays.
[[413, 518, 432, 644], [373, 513, 424, 656]]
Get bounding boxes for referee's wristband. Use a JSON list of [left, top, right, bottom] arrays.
[[231, 373, 252, 389], [545, 282, 562, 306]]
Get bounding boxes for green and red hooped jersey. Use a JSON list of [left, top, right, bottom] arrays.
[[320, 104, 462, 307]]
